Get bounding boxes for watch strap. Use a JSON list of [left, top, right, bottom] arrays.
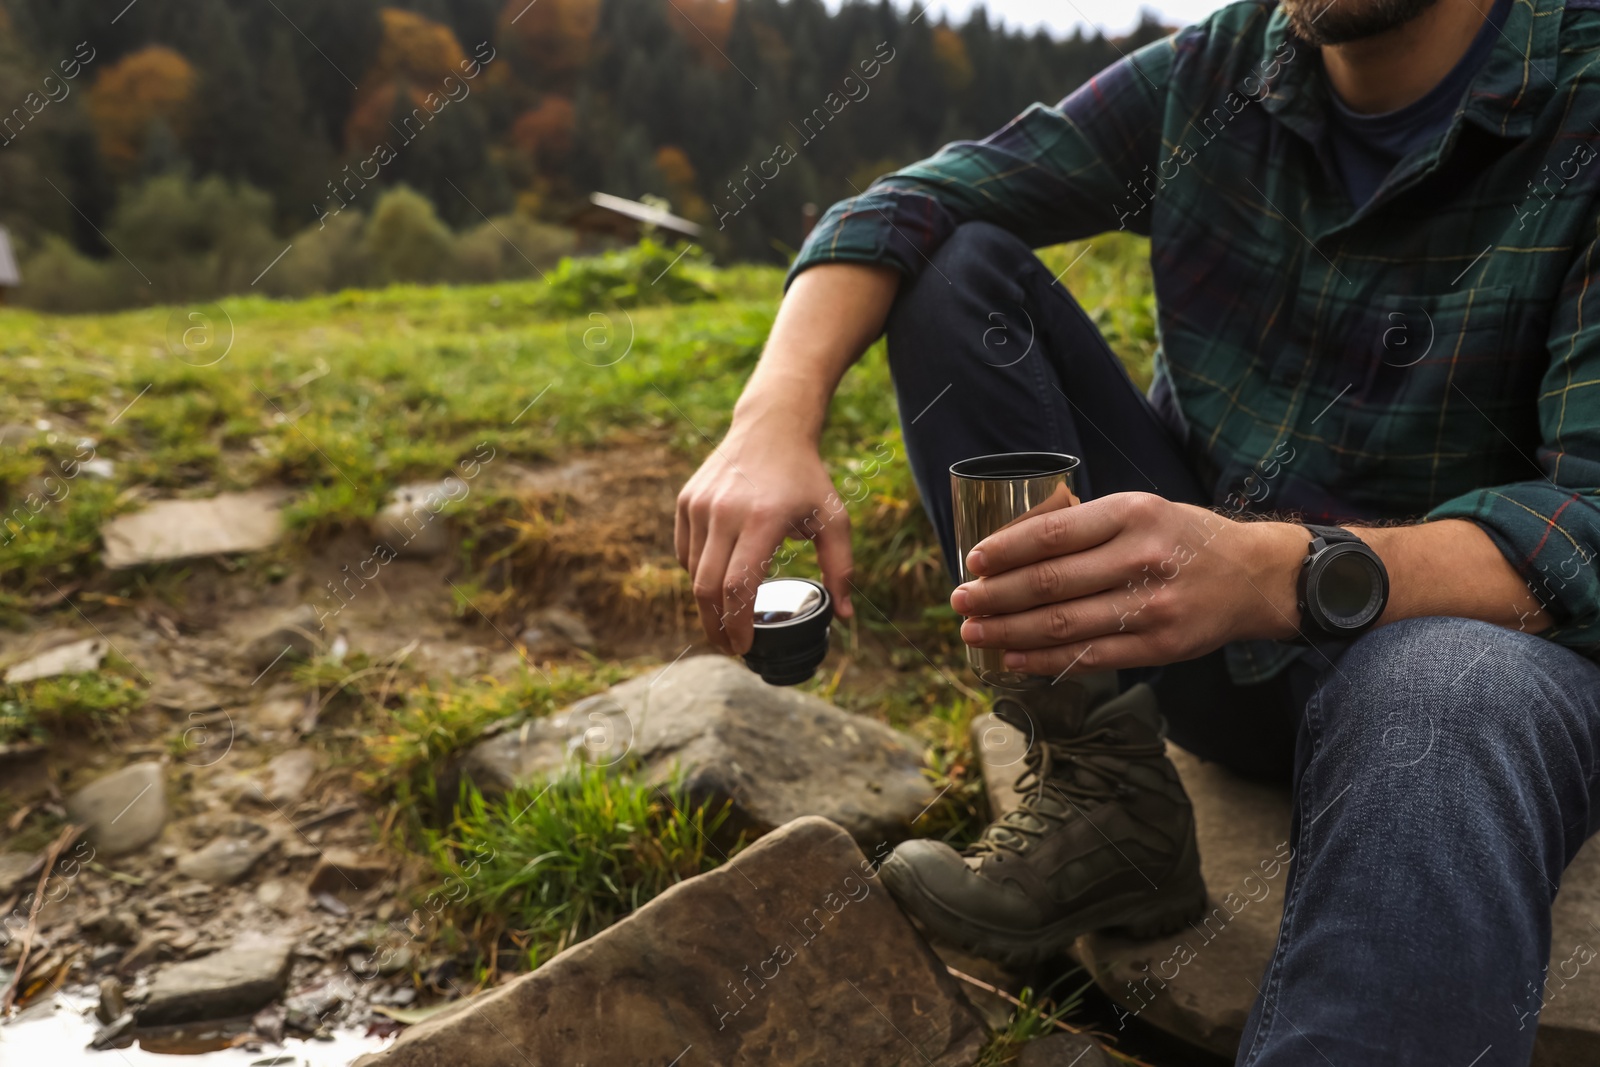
[[1304, 523, 1360, 551]]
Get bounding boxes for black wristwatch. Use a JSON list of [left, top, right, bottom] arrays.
[[1295, 524, 1389, 642]]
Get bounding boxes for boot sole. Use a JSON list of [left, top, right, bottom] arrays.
[[880, 834, 1207, 967]]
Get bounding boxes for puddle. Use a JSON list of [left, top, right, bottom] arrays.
[[0, 989, 393, 1065]]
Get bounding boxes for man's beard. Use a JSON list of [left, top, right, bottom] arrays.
[[1279, 0, 1442, 45]]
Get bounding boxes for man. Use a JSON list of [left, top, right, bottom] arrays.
[[675, 0, 1600, 1061]]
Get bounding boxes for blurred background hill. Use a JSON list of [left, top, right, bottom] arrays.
[[0, 0, 1168, 311]]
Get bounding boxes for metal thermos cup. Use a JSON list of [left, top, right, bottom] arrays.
[[950, 451, 1080, 688]]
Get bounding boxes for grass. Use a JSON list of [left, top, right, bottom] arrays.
[[0, 668, 146, 746], [0, 231, 1153, 621], [0, 232, 1160, 1050], [417, 765, 735, 972]]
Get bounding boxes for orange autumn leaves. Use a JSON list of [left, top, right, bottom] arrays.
[[344, 8, 469, 152], [84, 2, 738, 183], [86, 46, 196, 168]]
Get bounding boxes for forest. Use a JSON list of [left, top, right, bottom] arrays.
[[0, 0, 1167, 310]]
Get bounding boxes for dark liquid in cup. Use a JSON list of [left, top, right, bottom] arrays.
[[753, 609, 798, 624]]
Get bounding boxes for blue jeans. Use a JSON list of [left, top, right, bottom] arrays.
[[886, 221, 1600, 1066]]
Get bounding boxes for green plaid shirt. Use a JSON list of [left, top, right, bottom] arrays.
[[792, 0, 1600, 679]]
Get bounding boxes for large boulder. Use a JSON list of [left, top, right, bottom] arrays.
[[355, 816, 985, 1067], [974, 719, 1600, 1063], [459, 656, 937, 846]]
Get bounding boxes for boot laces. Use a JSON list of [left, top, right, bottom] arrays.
[[964, 724, 1165, 859]]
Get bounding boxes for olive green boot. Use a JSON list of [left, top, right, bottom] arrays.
[[880, 680, 1204, 966]]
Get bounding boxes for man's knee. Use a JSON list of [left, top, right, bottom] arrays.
[[886, 221, 1036, 345], [1311, 616, 1593, 782]]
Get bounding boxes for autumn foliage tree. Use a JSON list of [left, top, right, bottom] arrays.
[[344, 8, 468, 152], [499, 0, 601, 84], [87, 46, 196, 169], [666, 0, 738, 64]]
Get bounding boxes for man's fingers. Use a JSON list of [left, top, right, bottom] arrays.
[[814, 508, 855, 620], [692, 519, 739, 654], [953, 544, 1122, 616], [721, 518, 789, 655], [673, 491, 693, 572], [959, 591, 1133, 651], [967, 492, 1140, 576], [992, 634, 1155, 677]]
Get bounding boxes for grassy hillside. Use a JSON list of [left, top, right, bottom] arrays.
[[0, 233, 1158, 1058], [0, 233, 1154, 613]]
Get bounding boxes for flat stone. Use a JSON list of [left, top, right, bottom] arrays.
[[242, 749, 319, 807], [4, 637, 107, 684], [241, 605, 323, 673], [354, 816, 985, 1067], [176, 834, 272, 885], [1017, 1032, 1114, 1067], [65, 761, 167, 857], [136, 935, 294, 1025], [459, 655, 936, 847], [102, 490, 286, 569], [306, 848, 392, 894]]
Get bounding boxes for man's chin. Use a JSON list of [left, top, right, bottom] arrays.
[[1280, 0, 1442, 46]]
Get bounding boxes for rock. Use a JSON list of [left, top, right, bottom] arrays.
[[82, 907, 140, 945], [136, 935, 294, 1025], [252, 694, 308, 732], [149, 677, 222, 713], [459, 655, 936, 846], [101, 490, 286, 569], [65, 761, 167, 857], [256, 878, 309, 917], [177, 833, 273, 885], [519, 606, 597, 656], [313, 890, 350, 916], [241, 605, 323, 673], [243, 749, 319, 807], [284, 983, 345, 1033], [89, 1012, 137, 1051], [3, 637, 107, 684], [1017, 1033, 1114, 1067], [369, 479, 465, 558], [0, 850, 37, 894], [354, 816, 985, 1067], [970, 712, 1029, 818], [306, 848, 392, 894], [96, 976, 127, 1024]]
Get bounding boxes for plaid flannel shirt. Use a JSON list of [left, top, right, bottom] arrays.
[[791, 0, 1600, 681]]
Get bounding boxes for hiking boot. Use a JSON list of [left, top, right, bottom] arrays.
[[879, 680, 1205, 966]]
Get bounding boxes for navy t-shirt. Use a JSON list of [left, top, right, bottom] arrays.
[[1324, 0, 1512, 205]]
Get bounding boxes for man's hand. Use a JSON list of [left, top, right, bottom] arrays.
[[673, 262, 898, 656], [952, 492, 1307, 674], [675, 426, 856, 655]]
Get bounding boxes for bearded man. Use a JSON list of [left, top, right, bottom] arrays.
[[675, 0, 1600, 1062]]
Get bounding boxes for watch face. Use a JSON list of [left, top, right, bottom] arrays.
[[1313, 545, 1385, 630]]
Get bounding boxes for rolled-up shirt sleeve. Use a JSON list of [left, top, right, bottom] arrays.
[[785, 35, 1180, 289], [1425, 225, 1600, 652]]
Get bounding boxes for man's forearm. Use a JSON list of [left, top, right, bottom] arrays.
[[1240, 518, 1553, 640], [732, 263, 902, 444]]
